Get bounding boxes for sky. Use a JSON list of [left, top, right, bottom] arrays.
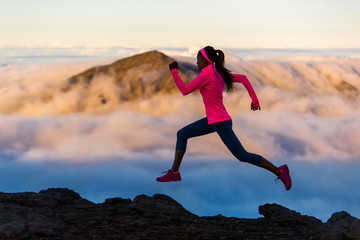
[[1, 0, 360, 49]]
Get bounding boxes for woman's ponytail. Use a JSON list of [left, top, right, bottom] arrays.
[[214, 49, 233, 92], [203, 46, 233, 93]]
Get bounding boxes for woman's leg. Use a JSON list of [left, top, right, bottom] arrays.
[[260, 158, 281, 176], [171, 117, 215, 172], [213, 120, 280, 176], [170, 150, 185, 172]]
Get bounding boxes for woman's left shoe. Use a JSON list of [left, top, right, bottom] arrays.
[[156, 170, 182, 182], [275, 164, 292, 190]]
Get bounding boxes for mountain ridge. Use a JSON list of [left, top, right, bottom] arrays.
[[62, 50, 197, 108]]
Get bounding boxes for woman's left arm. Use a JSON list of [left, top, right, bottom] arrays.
[[232, 74, 261, 110]]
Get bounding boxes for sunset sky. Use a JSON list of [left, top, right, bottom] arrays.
[[1, 0, 359, 49]]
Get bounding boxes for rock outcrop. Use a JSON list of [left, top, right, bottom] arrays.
[[0, 188, 359, 239]]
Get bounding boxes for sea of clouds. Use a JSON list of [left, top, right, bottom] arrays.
[[0, 47, 359, 221]]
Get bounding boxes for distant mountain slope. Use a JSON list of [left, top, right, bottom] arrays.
[[62, 50, 197, 105]]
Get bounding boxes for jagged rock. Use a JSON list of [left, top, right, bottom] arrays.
[[104, 196, 131, 206], [0, 188, 89, 209], [314, 211, 360, 240], [0, 188, 359, 239], [38, 188, 81, 203], [259, 203, 322, 225], [130, 194, 196, 217], [258, 203, 323, 239]]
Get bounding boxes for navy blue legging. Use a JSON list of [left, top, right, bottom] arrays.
[[176, 117, 263, 166]]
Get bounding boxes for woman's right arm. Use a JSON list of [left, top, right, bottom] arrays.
[[170, 63, 206, 95]]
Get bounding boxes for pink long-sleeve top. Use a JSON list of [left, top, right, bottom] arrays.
[[170, 64, 259, 124]]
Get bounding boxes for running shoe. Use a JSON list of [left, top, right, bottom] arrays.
[[275, 164, 292, 190], [156, 170, 182, 182]]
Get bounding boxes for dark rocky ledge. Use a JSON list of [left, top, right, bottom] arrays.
[[0, 188, 359, 239]]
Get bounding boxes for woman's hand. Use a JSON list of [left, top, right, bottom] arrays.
[[251, 102, 261, 111], [169, 61, 178, 70]]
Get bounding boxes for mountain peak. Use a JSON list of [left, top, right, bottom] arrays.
[[60, 50, 197, 113], [110, 50, 174, 70]]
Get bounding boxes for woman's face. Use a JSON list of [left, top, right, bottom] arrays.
[[196, 52, 208, 71]]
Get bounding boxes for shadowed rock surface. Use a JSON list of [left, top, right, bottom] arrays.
[[0, 188, 358, 239]]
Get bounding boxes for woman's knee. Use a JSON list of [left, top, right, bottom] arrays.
[[235, 152, 248, 163], [237, 152, 262, 166], [177, 129, 185, 140], [176, 129, 187, 151]]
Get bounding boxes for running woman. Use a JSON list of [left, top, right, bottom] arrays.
[[156, 46, 292, 190]]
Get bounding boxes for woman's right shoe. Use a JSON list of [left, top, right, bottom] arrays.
[[275, 164, 292, 190], [156, 170, 182, 182]]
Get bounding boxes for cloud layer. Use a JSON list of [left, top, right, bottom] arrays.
[[0, 54, 359, 162], [1, 52, 359, 116]]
